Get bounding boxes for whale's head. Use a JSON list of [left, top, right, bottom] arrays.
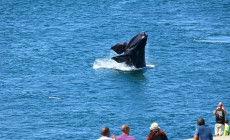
[[128, 32, 148, 49], [110, 32, 148, 68]]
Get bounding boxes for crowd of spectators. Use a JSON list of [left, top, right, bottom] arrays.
[[97, 102, 228, 140]]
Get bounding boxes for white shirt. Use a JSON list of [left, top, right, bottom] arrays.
[[97, 136, 113, 140]]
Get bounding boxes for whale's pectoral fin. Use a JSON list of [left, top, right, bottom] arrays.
[[111, 42, 128, 54], [111, 54, 131, 63]]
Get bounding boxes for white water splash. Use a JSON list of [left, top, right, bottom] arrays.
[[93, 58, 155, 71]]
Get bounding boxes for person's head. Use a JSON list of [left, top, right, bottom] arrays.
[[121, 125, 130, 135], [218, 102, 223, 107], [197, 118, 205, 126], [225, 119, 229, 124], [149, 122, 160, 132], [101, 127, 110, 137]]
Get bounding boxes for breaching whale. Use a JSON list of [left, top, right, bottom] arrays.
[[111, 32, 148, 68]]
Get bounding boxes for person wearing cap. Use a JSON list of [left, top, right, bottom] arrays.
[[116, 125, 136, 140], [213, 102, 227, 136], [97, 127, 116, 140], [194, 118, 213, 140], [147, 122, 168, 140]]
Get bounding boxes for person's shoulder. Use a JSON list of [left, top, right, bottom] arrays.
[[116, 135, 124, 139], [127, 135, 136, 140], [116, 135, 122, 138], [203, 125, 211, 129], [218, 108, 225, 112], [97, 136, 113, 140], [116, 134, 135, 140], [159, 130, 166, 135], [194, 127, 199, 135], [203, 125, 212, 132], [198, 125, 210, 130]]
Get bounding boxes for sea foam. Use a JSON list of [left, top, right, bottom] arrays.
[[93, 58, 155, 71]]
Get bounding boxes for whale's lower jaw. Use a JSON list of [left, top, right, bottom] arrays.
[[133, 63, 146, 68], [131, 59, 146, 68], [112, 54, 146, 68]]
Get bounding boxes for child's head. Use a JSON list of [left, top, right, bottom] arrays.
[[225, 119, 229, 124]]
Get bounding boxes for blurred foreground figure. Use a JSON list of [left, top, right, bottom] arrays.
[[194, 118, 213, 140]]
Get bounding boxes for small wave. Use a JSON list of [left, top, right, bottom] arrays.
[[93, 58, 155, 71], [48, 97, 61, 99], [194, 34, 230, 44]]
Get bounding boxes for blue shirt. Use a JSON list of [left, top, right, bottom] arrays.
[[194, 125, 213, 140]]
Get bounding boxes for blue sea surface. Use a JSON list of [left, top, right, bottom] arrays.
[[1, 0, 230, 139]]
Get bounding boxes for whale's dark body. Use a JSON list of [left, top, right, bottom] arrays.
[[111, 32, 148, 68]]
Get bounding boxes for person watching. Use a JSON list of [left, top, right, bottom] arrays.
[[194, 118, 213, 140], [213, 102, 227, 136], [147, 122, 168, 140], [98, 127, 116, 140], [116, 125, 136, 140]]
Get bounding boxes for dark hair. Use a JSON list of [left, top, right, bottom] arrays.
[[226, 119, 229, 124], [101, 127, 110, 136], [197, 118, 205, 126]]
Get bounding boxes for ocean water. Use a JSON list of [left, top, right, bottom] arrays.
[[1, 0, 230, 139]]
